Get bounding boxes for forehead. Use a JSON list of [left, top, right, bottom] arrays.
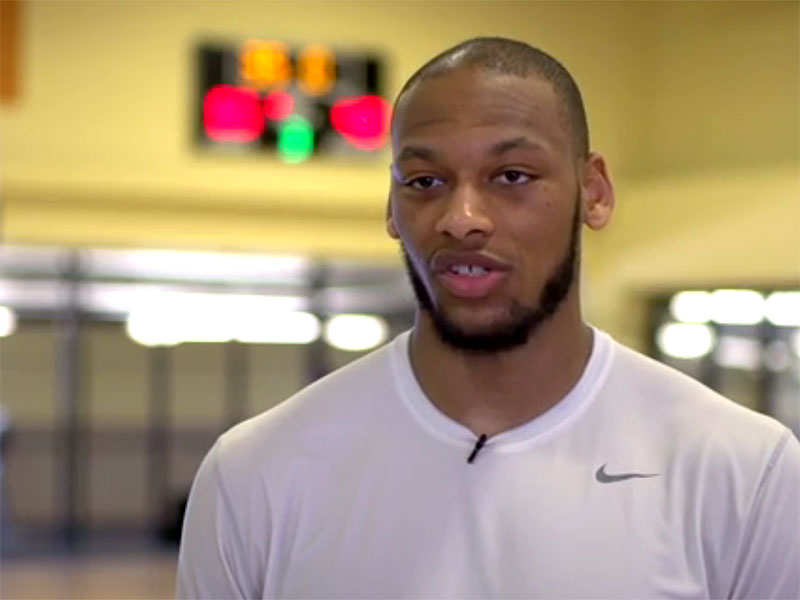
[[392, 68, 570, 156]]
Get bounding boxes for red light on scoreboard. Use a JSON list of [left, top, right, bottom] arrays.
[[203, 85, 263, 142], [263, 90, 294, 121], [330, 95, 391, 150]]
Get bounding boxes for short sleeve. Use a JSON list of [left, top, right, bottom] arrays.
[[176, 441, 258, 599], [728, 430, 800, 600]]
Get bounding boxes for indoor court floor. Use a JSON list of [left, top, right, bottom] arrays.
[[0, 552, 177, 599]]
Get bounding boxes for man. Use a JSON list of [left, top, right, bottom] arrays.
[[177, 38, 800, 599]]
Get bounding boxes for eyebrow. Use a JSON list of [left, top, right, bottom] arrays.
[[395, 137, 546, 164], [395, 145, 437, 163], [490, 137, 546, 155]]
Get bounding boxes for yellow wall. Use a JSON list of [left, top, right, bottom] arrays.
[[0, 0, 640, 254], [1, 1, 798, 342]]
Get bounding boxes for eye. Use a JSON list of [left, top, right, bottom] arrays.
[[404, 175, 445, 190], [493, 170, 533, 185]]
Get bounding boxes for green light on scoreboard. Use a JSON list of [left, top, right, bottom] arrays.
[[278, 115, 314, 163]]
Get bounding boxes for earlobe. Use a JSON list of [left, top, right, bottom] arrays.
[[386, 201, 399, 239], [387, 217, 399, 239], [582, 153, 615, 231]]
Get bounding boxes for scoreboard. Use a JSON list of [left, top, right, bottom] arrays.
[[195, 39, 391, 162]]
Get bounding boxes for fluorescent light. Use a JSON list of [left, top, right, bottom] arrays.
[[125, 292, 319, 346], [86, 248, 309, 283], [709, 289, 764, 325], [235, 312, 320, 344], [656, 322, 715, 359], [324, 314, 388, 351], [764, 291, 800, 326], [669, 291, 712, 323], [0, 306, 17, 337], [0, 279, 307, 316], [0, 279, 63, 310], [715, 335, 761, 371], [89, 286, 304, 316], [126, 309, 188, 346]]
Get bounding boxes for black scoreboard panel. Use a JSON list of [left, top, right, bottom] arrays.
[[194, 40, 389, 162]]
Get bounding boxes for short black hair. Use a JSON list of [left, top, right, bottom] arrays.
[[394, 37, 589, 158]]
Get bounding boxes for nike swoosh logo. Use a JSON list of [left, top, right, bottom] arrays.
[[595, 464, 659, 483]]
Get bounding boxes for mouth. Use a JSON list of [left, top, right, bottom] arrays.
[[445, 264, 493, 277], [430, 251, 510, 299]]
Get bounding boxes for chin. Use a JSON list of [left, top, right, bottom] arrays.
[[427, 302, 542, 354], [435, 304, 510, 333]]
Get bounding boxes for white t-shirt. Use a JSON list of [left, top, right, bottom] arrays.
[[177, 329, 800, 599]]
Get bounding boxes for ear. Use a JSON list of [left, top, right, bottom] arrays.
[[580, 152, 615, 231], [386, 164, 401, 239], [386, 196, 400, 239]]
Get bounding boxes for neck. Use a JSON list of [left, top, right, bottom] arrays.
[[408, 299, 593, 438]]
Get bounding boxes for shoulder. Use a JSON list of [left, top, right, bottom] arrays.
[[599, 336, 792, 473], [213, 332, 407, 475], [607, 338, 784, 431]]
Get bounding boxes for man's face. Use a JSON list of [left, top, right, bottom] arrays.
[[388, 67, 585, 353]]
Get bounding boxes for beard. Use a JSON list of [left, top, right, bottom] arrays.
[[401, 200, 581, 354]]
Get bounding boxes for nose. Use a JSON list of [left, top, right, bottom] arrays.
[[435, 183, 495, 241]]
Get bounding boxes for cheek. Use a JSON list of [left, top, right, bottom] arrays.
[[390, 203, 432, 246], [505, 211, 572, 269]]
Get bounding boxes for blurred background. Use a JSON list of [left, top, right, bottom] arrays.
[[0, 1, 798, 598]]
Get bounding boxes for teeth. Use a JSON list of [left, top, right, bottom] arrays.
[[450, 265, 489, 277]]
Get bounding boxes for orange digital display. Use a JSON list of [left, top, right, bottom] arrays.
[[297, 44, 336, 96], [240, 39, 292, 88]]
